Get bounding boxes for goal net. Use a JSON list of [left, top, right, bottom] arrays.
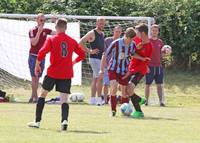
[[0, 14, 154, 91]]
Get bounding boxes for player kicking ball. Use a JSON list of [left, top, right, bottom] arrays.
[[100, 27, 149, 116], [124, 23, 153, 118], [27, 18, 85, 131]]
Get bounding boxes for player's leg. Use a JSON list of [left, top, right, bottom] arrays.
[[109, 80, 118, 116], [103, 69, 110, 104], [145, 66, 154, 105], [28, 55, 38, 102], [120, 85, 129, 104], [28, 55, 45, 103], [127, 73, 145, 118], [30, 76, 39, 102], [118, 75, 129, 104], [27, 75, 54, 128], [60, 93, 69, 131], [95, 59, 103, 105], [155, 66, 165, 106], [108, 71, 118, 116], [89, 58, 98, 105], [90, 77, 97, 105], [56, 79, 71, 131]]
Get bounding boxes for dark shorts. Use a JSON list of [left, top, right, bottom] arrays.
[[129, 72, 144, 86], [42, 75, 71, 94], [145, 66, 163, 84], [108, 70, 129, 86], [28, 54, 45, 77]]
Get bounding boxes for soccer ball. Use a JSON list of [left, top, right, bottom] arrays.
[[161, 45, 172, 55], [76, 93, 85, 102], [120, 103, 133, 116], [69, 93, 77, 102], [69, 93, 84, 102]]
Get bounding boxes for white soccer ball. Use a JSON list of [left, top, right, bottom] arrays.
[[120, 103, 133, 116], [69, 94, 77, 102], [76, 93, 85, 102], [161, 45, 172, 55]]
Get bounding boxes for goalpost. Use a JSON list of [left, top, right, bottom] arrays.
[[0, 13, 154, 89]]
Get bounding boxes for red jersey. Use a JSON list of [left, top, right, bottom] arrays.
[[37, 32, 85, 79], [149, 38, 164, 66], [129, 38, 153, 75], [29, 26, 52, 55]]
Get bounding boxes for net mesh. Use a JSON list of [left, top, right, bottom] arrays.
[[0, 14, 153, 88]]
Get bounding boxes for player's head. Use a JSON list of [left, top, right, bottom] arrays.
[[55, 18, 67, 33], [151, 24, 160, 38], [96, 17, 106, 31], [125, 27, 136, 39], [135, 23, 148, 39], [113, 25, 122, 39], [36, 13, 46, 26]]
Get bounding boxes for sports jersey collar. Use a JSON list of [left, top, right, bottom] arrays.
[[121, 38, 132, 47], [58, 32, 66, 36]]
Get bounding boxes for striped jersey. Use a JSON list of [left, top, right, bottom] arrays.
[[105, 38, 136, 75]]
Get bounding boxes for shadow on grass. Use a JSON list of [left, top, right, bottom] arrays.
[[119, 115, 177, 121], [68, 130, 110, 134], [38, 128, 110, 134], [143, 116, 178, 121]]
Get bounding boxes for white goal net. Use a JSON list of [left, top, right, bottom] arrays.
[[0, 14, 154, 89]]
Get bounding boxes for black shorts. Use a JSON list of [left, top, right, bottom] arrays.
[[129, 72, 144, 86], [42, 75, 71, 94], [145, 66, 163, 84]]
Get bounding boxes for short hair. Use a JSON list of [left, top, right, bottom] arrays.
[[135, 23, 148, 35], [125, 27, 136, 38], [151, 24, 160, 29], [56, 18, 67, 29], [96, 17, 105, 22], [114, 25, 122, 30], [36, 13, 44, 19]]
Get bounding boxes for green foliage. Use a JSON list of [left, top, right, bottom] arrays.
[[0, 0, 199, 69]]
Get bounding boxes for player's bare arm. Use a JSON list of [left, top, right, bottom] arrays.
[[132, 53, 150, 61], [34, 60, 41, 77], [30, 25, 43, 46], [79, 30, 99, 54]]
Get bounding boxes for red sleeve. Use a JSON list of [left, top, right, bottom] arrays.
[[133, 36, 142, 45], [73, 42, 86, 64], [44, 28, 52, 35], [146, 43, 153, 64], [37, 38, 52, 61]]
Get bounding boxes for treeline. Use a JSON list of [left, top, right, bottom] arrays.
[[0, 0, 200, 70]]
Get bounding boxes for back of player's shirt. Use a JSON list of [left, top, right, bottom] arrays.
[[37, 32, 85, 79], [105, 38, 136, 75]]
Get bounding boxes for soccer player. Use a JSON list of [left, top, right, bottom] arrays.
[[103, 25, 122, 104], [145, 24, 166, 106], [125, 23, 153, 118], [79, 17, 105, 105], [100, 27, 148, 116], [28, 13, 56, 103], [27, 18, 85, 131]]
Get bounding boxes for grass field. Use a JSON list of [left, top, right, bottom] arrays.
[[0, 70, 200, 143]]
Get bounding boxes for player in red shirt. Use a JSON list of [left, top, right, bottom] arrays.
[[28, 13, 56, 103], [125, 23, 153, 118], [27, 18, 85, 131]]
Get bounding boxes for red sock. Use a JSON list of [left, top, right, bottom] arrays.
[[111, 95, 117, 112], [121, 97, 130, 104]]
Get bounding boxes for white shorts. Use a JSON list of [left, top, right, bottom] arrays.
[[89, 58, 101, 78]]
